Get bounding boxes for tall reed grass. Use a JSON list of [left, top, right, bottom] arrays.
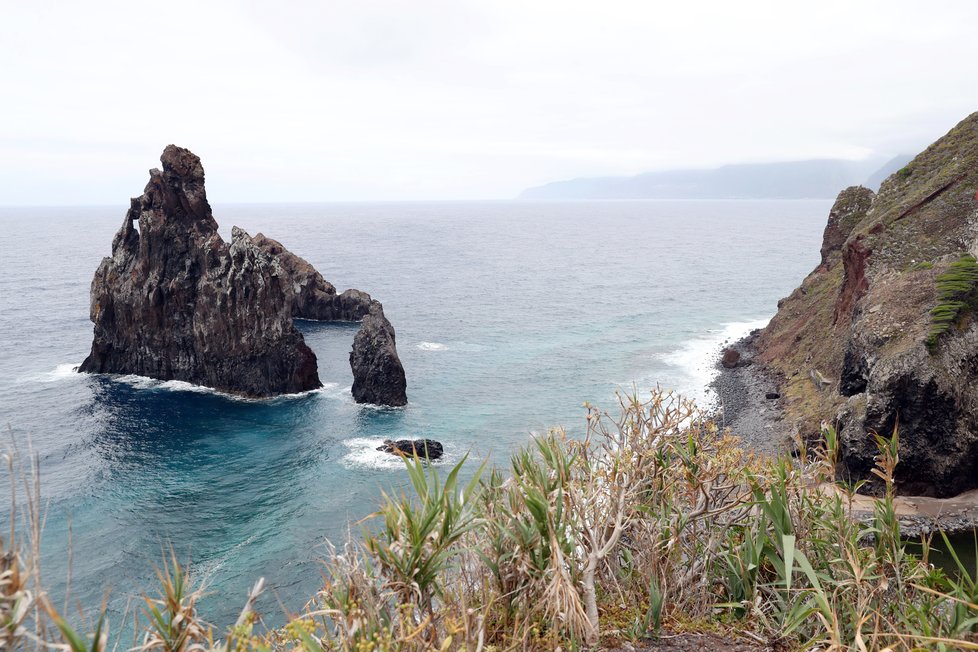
[[5, 390, 978, 650]]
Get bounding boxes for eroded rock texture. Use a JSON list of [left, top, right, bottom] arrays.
[[351, 302, 408, 407], [80, 145, 407, 405], [755, 112, 978, 496], [252, 234, 374, 321], [252, 235, 407, 406], [79, 145, 320, 397], [377, 439, 444, 460]]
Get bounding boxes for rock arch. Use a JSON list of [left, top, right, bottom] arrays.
[[79, 145, 407, 405]]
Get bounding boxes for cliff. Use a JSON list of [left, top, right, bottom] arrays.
[[80, 146, 407, 405], [755, 112, 978, 497]]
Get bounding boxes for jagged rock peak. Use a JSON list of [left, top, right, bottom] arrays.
[[819, 186, 875, 269], [79, 146, 321, 398], [161, 144, 205, 181]]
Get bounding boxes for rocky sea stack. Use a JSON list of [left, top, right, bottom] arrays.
[[351, 302, 408, 406], [80, 145, 407, 405], [754, 112, 978, 497]]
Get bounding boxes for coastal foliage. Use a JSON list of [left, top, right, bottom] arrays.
[[927, 253, 978, 350], [6, 391, 978, 650]]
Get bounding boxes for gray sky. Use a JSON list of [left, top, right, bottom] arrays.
[[2, 0, 977, 204]]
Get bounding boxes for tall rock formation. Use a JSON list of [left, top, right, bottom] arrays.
[[755, 112, 978, 497], [80, 145, 408, 406], [350, 302, 408, 407], [79, 145, 320, 397]]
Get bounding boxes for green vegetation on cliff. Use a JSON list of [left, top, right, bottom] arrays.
[[5, 391, 978, 651], [755, 111, 978, 497], [927, 253, 978, 350]]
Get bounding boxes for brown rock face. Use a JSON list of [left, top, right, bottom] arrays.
[[721, 348, 742, 368], [351, 302, 408, 406], [831, 236, 872, 325], [819, 186, 875, 268], [79, 146, 321, 397]]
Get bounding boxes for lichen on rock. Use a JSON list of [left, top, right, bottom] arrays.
[[252, 234, 374, 321]]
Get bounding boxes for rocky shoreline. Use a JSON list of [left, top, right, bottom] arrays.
[[712, 331, 978, 536], [709, 329, 792, 458]]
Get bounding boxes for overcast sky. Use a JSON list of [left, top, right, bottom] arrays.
[[2, 0, 977, 204]]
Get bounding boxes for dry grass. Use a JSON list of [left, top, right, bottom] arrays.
[[4, 390, 978, 650]]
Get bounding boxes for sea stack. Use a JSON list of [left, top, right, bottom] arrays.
[[79, 145, 320, 397], [351, 302, 408, 406], [254, 234, 409, 406], [80, 145, 408, 405]]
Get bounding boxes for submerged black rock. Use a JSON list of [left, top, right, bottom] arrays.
[[377, 439, 444, 460]]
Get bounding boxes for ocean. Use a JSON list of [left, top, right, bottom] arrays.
[[0, 199, 830, 628]]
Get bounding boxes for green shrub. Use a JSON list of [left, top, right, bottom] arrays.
[[927, 253, 978, 350]]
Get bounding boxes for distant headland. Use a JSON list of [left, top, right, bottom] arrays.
[[519, 155, 912, 200]]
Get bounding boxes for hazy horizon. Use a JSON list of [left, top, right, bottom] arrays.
[[3, 0, 978, 204]]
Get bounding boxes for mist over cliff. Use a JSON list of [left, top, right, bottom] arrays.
[[520, 157, 910, 200]]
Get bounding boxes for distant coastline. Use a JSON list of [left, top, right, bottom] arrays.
[[520, 154, 912, 200]]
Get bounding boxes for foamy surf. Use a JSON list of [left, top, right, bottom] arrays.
[[21, 363, 82, 383], [106, 374, 335, 402], [417, 341, 447, 351], [658, 318, 770, 409], [339, 437, 450, 470]]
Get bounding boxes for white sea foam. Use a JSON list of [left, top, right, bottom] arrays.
[[417, 341, 448, 351], [317, 384, 354, 404], [108, 374, 334, 402], [339, 437, 449, 470], [22, 362, 83, 383], [658, 318, 770, 409], [158, 379, 223, 394]]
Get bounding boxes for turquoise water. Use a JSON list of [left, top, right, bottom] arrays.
[[0, 199, 830, 626]]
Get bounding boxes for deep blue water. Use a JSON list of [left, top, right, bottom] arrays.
[[0, 200, 829, 628]]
